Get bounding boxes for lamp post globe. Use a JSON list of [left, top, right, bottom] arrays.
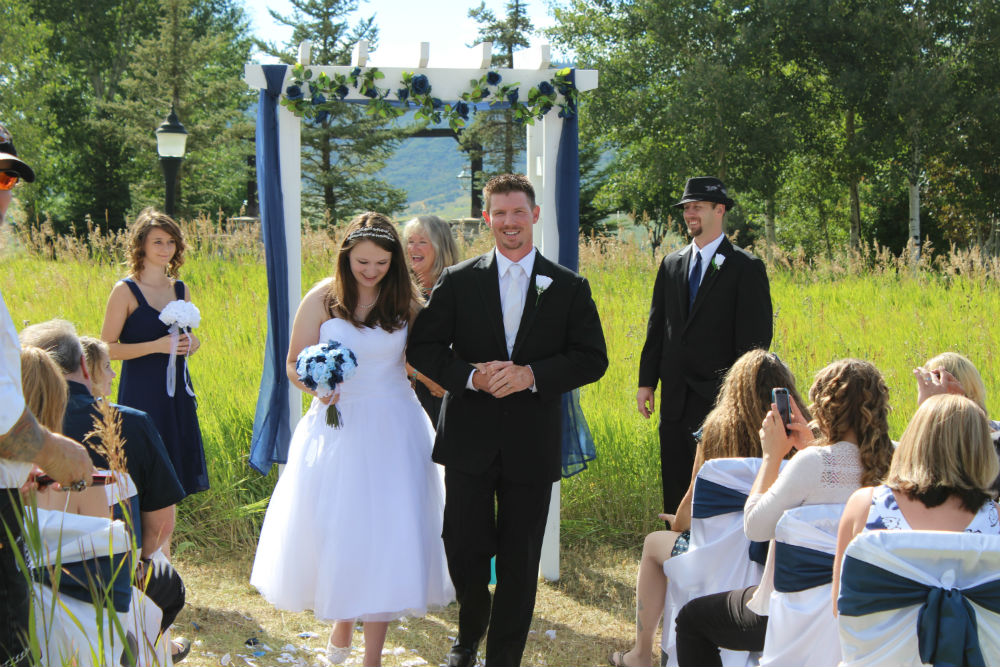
[[155, 106, 188, 217]]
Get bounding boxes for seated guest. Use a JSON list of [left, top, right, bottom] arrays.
[[674, 359, 894, 666], [833, 393, 1000, 607], [20, 320, 191, 662], [80, 335, 116, 398], [914, 352, 999, 431], [19, 346, 109, 518], [608, 350, 806, 667]]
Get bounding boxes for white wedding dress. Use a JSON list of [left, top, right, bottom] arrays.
[[250, 318, 454, 621]]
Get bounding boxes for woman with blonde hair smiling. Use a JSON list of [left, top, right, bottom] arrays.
[[403, 215, 459, 424], [832, 393, 1000, 606]]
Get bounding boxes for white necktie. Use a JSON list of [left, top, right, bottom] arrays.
[[503, 263, 524, 356]]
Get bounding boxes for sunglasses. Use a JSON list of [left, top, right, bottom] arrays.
[[0, 172, 19, 191]]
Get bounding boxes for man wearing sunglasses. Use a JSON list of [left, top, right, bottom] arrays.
[[0, 123, 94, 666]]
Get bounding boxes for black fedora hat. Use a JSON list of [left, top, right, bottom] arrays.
[[673, 176, 734, 211], [0, 123, 35, 183]]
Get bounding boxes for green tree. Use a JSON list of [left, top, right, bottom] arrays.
[[113, 0, 255, 220], [463, 0, 533, 178], [260, 0, 407, 224]]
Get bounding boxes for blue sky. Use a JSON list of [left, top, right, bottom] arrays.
[[244, 0, 558, 64]]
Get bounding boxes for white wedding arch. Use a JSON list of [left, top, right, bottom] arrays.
[[244, 40, 598, 580]]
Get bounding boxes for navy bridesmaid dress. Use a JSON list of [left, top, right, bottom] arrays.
[[116, 277, 208, 494]]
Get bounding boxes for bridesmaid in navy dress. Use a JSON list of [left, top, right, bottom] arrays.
[[101, 208, 208, 497]]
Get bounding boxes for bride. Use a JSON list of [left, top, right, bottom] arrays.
[[250, 212, 454, 666]]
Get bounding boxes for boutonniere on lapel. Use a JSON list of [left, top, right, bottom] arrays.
[[534, 275, 553, 305], [707, 253, 726, 277]]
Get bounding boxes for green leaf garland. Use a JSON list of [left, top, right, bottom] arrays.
[[280, 64, 578, 130]]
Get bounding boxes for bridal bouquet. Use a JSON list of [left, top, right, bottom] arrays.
[[158, 300, 201, 397], [295, 341, 358, 428]]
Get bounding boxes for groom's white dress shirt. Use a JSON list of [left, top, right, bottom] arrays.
[[0, 290, 32, 488]]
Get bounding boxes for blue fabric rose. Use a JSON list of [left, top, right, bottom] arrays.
[[362, 84, 378, 99], [285, 85, 304, 101], [506, 88, 519, 105], [486, 71, 502, 86], [397, 88, 409, 102], [454, 101, 470, 119], [311, 93, 326, 106], [537, 81, 555, 96], [334, 84, 349, 100], [411, 74, 431, 96], [431, 97, 443, 109]]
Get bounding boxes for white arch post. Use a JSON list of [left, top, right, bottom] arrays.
[[244, 41, 598, 581]]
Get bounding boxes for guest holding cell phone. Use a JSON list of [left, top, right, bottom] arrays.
[[673, 359, 894, 666]]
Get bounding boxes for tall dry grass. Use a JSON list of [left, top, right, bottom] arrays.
[[4, 218, 1000, 548]]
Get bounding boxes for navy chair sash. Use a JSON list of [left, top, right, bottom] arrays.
[[839, 554, 1000, 667], [692, 476, 769, 566], [692, 477, 747, 518], [773, 541, 834, 592], [35, 552, 132, 613]]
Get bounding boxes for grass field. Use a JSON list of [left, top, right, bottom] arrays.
[[3, 224, 999, 552], [5, 223, 1000, 665]]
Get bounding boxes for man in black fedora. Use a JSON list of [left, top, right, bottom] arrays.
[[637, 177, 772, 520]]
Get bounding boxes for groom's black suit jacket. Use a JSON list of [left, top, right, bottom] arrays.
[[638, 236, 772, 420], [407, 249, 608, 483]]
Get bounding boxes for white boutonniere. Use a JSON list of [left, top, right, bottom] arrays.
[[708, 253, 726, 276], [535, 275, 553, 305]]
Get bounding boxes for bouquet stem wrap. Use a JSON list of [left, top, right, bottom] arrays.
[[165, 324, 196, 398], [159, 300, 201, 399]]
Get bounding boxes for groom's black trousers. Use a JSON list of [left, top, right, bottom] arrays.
[[443, 458, 552, 667]]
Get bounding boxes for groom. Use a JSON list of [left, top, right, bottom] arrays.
[[408, 174, 607, 667]]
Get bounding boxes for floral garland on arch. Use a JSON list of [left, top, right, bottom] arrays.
[[280, 64, 578, 131]]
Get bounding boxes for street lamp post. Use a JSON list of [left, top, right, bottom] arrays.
[[155, 106, 188, 217]]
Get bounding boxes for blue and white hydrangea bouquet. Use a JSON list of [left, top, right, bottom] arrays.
[[295, 341, 358, 428]]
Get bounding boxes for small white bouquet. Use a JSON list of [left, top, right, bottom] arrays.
[[295, 341, 359, 428], [159, 300, 201, 397]]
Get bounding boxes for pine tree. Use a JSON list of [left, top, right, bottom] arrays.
[[260, 0, 408, 225], [114, 0, 256, 220], [463, 1, 534, 181]]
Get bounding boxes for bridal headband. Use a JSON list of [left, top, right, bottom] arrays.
[[346, 226, 397, 244]]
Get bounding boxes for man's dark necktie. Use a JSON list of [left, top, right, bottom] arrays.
[[688, 250, 702, 310]]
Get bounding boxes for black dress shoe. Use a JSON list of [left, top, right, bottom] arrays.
[[447, 642, 478, 667]]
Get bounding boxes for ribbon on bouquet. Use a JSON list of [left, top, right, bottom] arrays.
[[166, 324, 196, 398]]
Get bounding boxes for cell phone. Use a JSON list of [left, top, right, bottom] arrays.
[[35, 470, 115, 490], [771, 388, 792, 435]]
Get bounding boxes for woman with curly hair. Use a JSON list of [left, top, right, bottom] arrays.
[[100, 208, 206, 495], [832, 393, 1000, 606], [609, 350, 807, 667], [673, 358, 894, 666]]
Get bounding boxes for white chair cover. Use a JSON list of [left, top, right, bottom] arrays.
[[759, 503, 843, 667], [837, 530, 1000, 667], [662, 457, 773, 667], [29, 508, 133, 667]]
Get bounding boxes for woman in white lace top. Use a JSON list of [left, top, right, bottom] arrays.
[[674, 359, 894, 666]]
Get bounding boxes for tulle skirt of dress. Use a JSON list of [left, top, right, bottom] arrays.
[[250, 386, 454, 622]]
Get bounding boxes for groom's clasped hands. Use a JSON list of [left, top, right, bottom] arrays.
[[472, 361, 535, 398]]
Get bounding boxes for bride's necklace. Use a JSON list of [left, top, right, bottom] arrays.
[[358, 289, 380, 310]]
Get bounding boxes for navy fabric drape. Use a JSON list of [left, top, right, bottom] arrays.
[[839, 554, 1000, 667], [554, 69, 595, 479], [249, 64, 293, 475], [691, 476, 769, 565], [773, 541, 834, 593]]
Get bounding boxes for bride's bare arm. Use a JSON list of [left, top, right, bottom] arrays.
[[286, 281, 336, 403]]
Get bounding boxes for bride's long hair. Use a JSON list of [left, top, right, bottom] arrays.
[[325, 212, 419, 331]]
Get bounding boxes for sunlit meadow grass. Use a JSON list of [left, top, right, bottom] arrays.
[[3, 222, 999, 551]]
